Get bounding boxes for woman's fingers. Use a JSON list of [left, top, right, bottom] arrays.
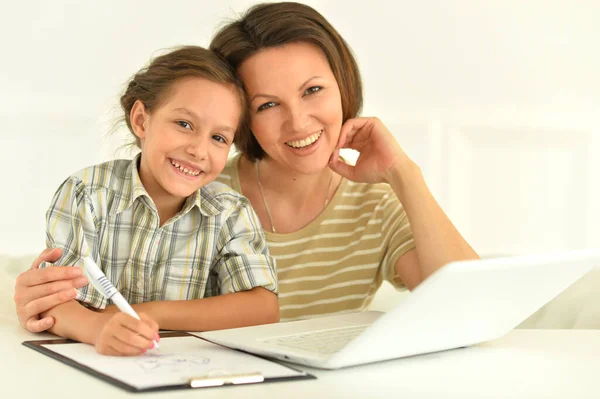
[[336, 117, 372, 150], [17, 265, 83, 287], [17, 273, 87, 305], [328, 156, 357, 181], [30, 247, 63, 270], [25, 316, 56, 333], [14, 267, 88, 331], [21, 288, 77, 318]]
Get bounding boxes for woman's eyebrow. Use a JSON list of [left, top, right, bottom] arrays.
[[249, 93, 278, 103], [297, 76, 323, 90], [249, 76, 325, 103]]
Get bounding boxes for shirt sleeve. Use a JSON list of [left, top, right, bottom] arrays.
[[212, 198, 278, 296], [378, 186, 416, 289], [41, 176, 107, 309]]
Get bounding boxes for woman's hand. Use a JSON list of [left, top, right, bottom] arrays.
[[329, 117, 415, 184], [14, 248, 89, 332], [94, 312, 159, 356]]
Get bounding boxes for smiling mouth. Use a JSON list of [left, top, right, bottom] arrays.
[[170, 159, 201, 176], [285, 130, 323, 149]]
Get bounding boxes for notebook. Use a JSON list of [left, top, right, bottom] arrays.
[[198, 249, 600, 369]]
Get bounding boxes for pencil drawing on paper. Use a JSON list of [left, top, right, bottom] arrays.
[[136, 353, 211, 372]]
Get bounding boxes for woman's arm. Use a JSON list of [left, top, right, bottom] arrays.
[[389, 160, 478, 289], [125, 287, 279, 331], [14, 248, 90, 333], [329, 117, 478, 289]]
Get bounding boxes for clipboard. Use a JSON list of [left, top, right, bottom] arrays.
[[23, 331, 314, 393]]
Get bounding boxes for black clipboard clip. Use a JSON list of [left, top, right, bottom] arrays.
[[189, 371, 264, 388]]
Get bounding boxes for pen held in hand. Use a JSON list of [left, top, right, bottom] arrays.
[[83, 257, 159, 350]]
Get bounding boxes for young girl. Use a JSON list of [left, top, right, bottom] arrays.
[[39, 46, 279, 356]]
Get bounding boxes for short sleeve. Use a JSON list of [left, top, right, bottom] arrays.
[[211, 199, 278, 296], [379, 187, 416, 289], [42, 177, 107, 309]]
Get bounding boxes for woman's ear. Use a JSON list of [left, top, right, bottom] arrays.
[[130, 100, 148, 141]]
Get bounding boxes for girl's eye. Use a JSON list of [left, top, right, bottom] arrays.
[[176, 121, 192, 129], [303, 86, 323, 96], [257, 101, 277, 112], [212, 134, 228, 144]]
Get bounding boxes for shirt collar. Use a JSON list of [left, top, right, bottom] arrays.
[[113, 153, 225, 218]]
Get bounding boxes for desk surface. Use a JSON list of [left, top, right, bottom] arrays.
[[2, 323, 599, 399]]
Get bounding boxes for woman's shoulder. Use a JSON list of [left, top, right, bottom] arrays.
[[214, 152, 242, 193], [337, 179, 394, 200]]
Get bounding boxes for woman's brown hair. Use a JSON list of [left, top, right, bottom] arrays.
[[120, 45, 246, 147], [210, 2, 363, 161]]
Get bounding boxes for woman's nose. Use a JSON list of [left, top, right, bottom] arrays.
[[284, 104, 311, 133]]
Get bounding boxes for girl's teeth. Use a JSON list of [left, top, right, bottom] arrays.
[[170, 160, 200, 176]]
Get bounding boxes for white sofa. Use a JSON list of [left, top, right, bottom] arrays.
[[2, 254, 599, 329]]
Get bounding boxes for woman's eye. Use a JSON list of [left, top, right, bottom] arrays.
[[257, 101, 277, 112], [176, 121, 192, 129], [304, 86, 323, 96], [212, 135, 227, 144]]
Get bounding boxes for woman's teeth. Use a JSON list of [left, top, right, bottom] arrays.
[[170, 160, 200, 176], [286, 130, 322, 148]]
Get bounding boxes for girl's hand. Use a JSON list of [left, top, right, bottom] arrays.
[[329, 117, 414, 184], [94, 312, 159, 356]]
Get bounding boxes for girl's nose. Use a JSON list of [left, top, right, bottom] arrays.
[[187, 135, 208, 159]]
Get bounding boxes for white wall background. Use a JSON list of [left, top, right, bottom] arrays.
[[0, 0, 598, 257]]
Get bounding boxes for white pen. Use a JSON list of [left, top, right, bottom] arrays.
[[83, 257, 159, 349]]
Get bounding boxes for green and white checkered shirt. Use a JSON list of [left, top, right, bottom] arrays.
[[41, 154, 277, 309]]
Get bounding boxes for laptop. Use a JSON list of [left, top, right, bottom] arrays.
[[198, 249, 600, 369]]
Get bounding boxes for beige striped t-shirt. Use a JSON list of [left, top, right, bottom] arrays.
[[216, 154, 415, 321]]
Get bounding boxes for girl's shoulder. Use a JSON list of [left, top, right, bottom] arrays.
[[67, 158, 134, 191]]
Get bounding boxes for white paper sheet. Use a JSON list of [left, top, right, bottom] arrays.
[[43, 335, 305, 390]]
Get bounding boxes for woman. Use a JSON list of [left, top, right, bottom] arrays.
[[14, 2, 477, 330]]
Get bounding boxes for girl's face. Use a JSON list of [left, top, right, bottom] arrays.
[[132, 77, 241, 202], [238, 42, 343, 174]]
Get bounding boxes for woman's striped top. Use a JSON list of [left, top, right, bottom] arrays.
[[216, 154, 415, 321]]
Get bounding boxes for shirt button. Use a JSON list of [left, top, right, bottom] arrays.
[[136, 281, 142, 290]]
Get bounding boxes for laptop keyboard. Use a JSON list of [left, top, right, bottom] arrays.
[[261, 324, 370, 355]]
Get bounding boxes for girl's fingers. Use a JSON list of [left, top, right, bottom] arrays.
[[117, 313, 158, 341], [112, 325, 155, 351], [102, 338, 146, 356]]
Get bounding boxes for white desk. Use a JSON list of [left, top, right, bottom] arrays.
[[1, 323, 599, 399]]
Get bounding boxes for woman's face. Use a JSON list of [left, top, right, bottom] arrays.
[[238, 41, 343, 174]]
